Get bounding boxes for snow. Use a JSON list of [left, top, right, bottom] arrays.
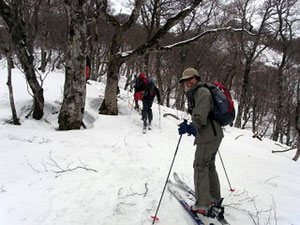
[[0, 59, 300, 225], [110, 0, 132, 15]]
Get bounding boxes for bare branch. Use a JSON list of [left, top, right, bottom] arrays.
[[272, 147, 296, 153], [45, 152, 98, 176], [120, 0, 204, 60], [122, 0, 146, 32], [235, 134, 244, 140]]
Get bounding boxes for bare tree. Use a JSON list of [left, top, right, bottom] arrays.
[[0, 0, 44, 119], [233, 0, 274, 128], [96, 0, 146, 115], [58, 0, 87, 130], [271, 0, 298, 141], [97, 0, 204, 115]]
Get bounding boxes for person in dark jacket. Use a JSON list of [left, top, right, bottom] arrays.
[[141, 77, 160, 129], [178, 67, 224, 215]]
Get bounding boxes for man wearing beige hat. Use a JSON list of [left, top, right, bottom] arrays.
[[178, 67, 224, 215]]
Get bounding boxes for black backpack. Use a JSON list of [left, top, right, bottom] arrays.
[[143, 78, 156, 98], [187, 82, 235, 126]]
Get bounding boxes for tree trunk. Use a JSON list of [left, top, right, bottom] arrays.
[[0, 0, 44, 120], [6, 51, 20, 125], [123, 65, 133, 91], [20, 53, 44, 120], [99, 57, 121, 115], [272, 53, 286, 141], [175, 50, 187, 111], [252, 98, 257, 133], [293, 79, 300, 161], [40, 48, 47, 73], [293, 135, 300, 161], [58, 1, 87, 130], [235, 61, 251, 128], [155, 53, 163, 104]]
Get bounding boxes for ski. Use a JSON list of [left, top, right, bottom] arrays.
[[168, 181, 207, 225], [173, 172, 195, 196], [173, 172, 230, 225]]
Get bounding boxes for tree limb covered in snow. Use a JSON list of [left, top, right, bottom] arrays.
[[120, 26, 255, 59], [156, 27, 255, 53], [119, 0, 204, 61]]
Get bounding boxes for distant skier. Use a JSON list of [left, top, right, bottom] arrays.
[[141, 77, 160, 130], [178, 68, 224, 215], [133, 73, 147, 110]]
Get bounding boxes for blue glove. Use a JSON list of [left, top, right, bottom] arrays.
[[178, 122, 197, 136], [188, 123, 197, 136]]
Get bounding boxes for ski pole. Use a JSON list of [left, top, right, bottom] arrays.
[[151, 133, 183, 224], [218, 151, 235, 192], [158, 104, 161, 128], [129, 99, 135, 115]]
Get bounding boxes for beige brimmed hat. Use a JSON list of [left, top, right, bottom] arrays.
[[179, 67, 200, 83]]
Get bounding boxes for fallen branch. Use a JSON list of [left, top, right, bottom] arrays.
[[252, 133, 263, 141], [46, 151, 98, 176], [272, 147, 296, 153], [129, 183, 148, 198], [235, 134, 244, 140]]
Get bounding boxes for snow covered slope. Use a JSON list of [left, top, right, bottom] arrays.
[[0, 63, 299, 225]]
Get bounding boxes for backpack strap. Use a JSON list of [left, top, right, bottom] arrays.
[[186, 84, 217, 136], [203, 84, 217, 136]]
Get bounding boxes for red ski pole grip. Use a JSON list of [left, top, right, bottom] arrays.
[[151, 216, 159, 221]]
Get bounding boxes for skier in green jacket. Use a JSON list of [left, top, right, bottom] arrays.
[[178, 67, 224, 215]]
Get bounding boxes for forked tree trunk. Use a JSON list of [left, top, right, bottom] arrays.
[[0, 0, 44, 120]]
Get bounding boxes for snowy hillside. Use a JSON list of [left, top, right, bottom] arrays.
[[0, 62, 299, 225]]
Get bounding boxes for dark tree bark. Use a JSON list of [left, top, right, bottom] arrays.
[[6, 51, 20, 125], [0, 42, 20, 125], [293, 78, 300, 161], [0, 0, 44, 119], [58, 0, 87, 130]]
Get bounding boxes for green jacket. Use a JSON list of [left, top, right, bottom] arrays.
[[186, 84, 224, 144]]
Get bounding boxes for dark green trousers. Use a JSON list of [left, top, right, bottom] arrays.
[[193, 138, 222, 207]]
